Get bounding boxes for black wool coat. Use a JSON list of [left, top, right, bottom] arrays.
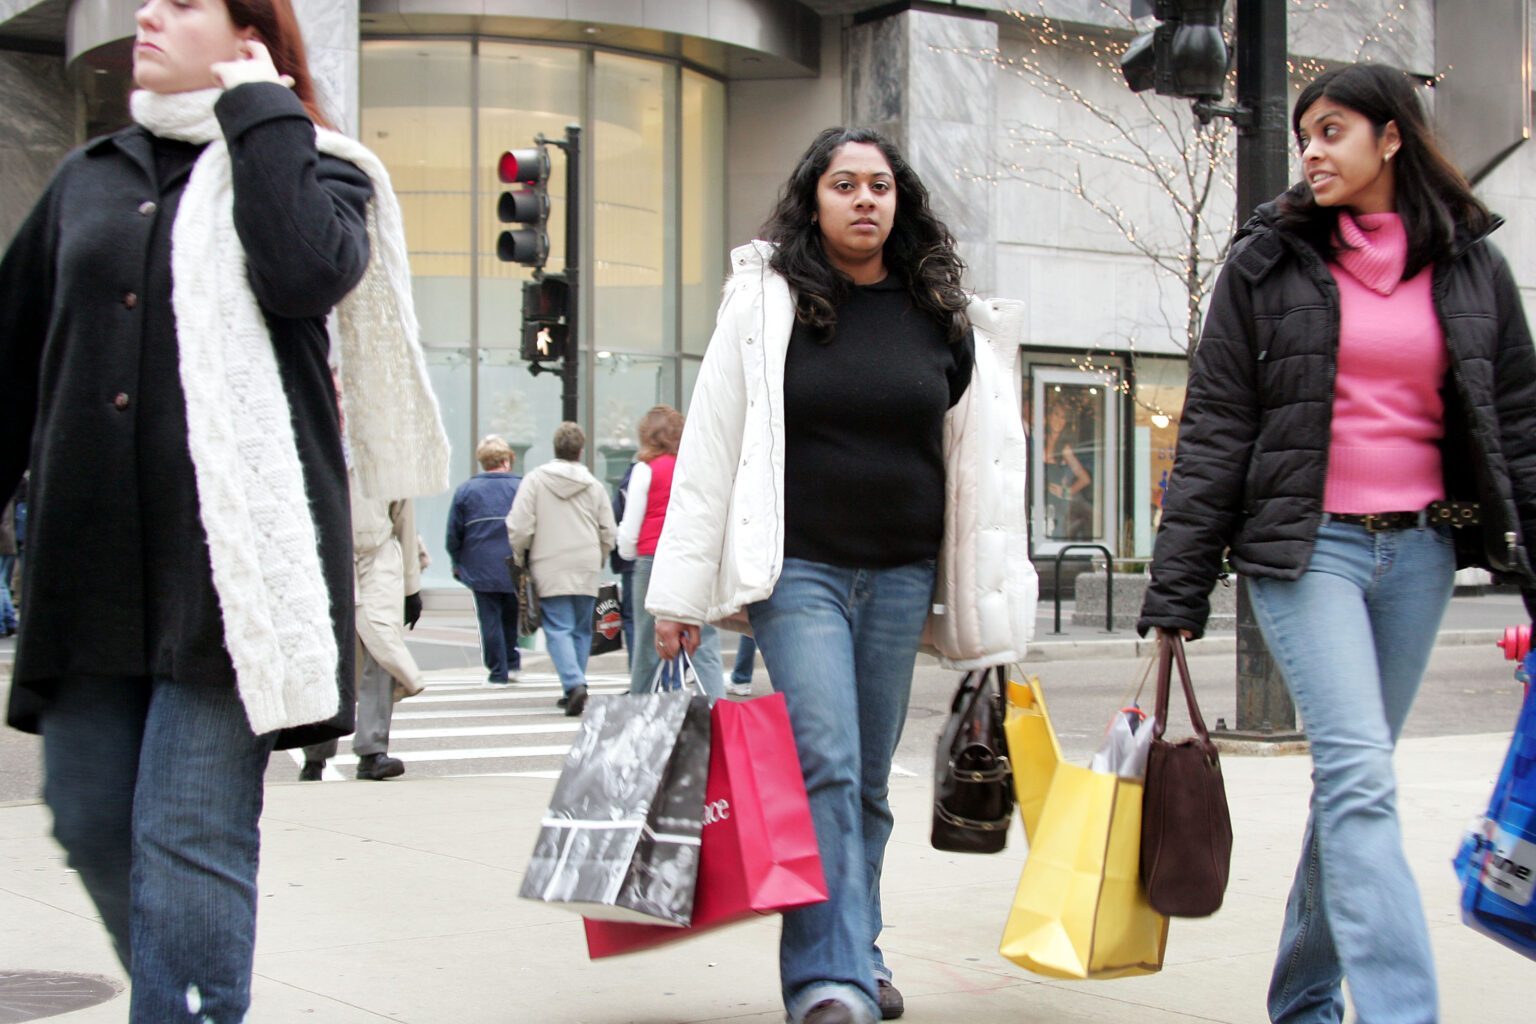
[[0, 83, 372, 748], [1139, 197, 1536, 639]]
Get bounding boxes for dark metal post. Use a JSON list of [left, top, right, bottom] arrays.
[[560, 123, 581, 425], [1230, 0, 1301, 738]]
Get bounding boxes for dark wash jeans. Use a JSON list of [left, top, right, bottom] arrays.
[[41, 674, 276, 1022]]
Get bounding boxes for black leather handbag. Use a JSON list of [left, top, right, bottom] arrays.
[[931, 666, 1014, 853]]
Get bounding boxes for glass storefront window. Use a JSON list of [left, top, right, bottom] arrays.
[[1028, 368, 1120, 555], [361, 41, 473, 584], [681, 70, 726, 362], [360, 38, 726, 588], [1132, 356, 1189, 556]]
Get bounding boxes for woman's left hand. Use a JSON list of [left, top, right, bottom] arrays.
[[212, 40, 294, 91]]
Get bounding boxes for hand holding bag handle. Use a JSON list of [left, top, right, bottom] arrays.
[[1139, 632, 1234, 917]]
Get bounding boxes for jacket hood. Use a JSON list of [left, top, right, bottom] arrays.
[[537, 459, 599, 499]]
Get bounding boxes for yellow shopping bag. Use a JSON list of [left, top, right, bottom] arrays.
[[999, 679, 1168, 980], [1004, 677, 1062, 842]]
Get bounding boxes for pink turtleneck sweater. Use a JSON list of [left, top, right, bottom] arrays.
[[1323, 211, 1448, 513]]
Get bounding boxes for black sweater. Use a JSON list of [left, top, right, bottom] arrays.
[[782, 274, 973, 568]]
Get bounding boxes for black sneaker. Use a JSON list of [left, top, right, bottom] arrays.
[[563, 684, 588, 717], [298, 761, 325, 782], [356, 752, 405, 780], [877, 979, 904, 1020], [556, 694, 570, 708]]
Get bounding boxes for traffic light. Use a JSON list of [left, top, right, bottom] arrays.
[[1121, 1, 1229, 102], [520, 275, 569, 363], [496, 146, 551, 268]]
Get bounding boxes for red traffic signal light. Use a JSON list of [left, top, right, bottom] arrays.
[[497, 145, 552, 268], [498, 147, 549, 185]]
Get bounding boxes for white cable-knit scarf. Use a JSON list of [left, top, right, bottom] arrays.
[[131, 88, 449, 735]]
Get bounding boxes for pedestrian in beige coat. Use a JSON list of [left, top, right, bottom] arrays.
[[506, 422, 617, 715]]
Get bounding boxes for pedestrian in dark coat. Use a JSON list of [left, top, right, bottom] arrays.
[[0, 2, 447, 1019], [447, 435, 525, 682], [1138, 64, 1536, 1024]]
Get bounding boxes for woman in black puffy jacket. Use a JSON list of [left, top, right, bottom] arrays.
[[1139, 63, 1536, 1024]]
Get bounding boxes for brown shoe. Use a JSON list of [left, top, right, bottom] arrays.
[[803, 1000, 854, 1024], [877, 980, 904, 1020]]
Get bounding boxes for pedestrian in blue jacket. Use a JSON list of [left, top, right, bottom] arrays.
[[447, 435, 524, 682]]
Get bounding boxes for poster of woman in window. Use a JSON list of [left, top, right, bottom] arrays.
[[1043, 394, 1093, 539]]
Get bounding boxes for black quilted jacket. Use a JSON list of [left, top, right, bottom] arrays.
[[1138, 199, 1536, 638]]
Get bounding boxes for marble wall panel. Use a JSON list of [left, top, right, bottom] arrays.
[[295, 0, 359, 135], [0, 50, 74, 248], [847, 10, 999, 293], [908, 11, 995, 126], [846, 14, 904, 129], [295, 0, 357, 53]]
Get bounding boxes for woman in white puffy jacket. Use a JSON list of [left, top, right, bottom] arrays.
[[650, 127, 1036, 1024]]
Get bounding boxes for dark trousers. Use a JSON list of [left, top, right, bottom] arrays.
[[473, 589, 521, 681]]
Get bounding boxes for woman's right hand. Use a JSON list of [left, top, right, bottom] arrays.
[[654, 619, 700, 661]]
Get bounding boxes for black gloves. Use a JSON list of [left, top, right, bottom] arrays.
[[404, 591, 423, 629]]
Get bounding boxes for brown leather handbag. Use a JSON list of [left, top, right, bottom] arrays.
[[1140, 633, 1233, 917]]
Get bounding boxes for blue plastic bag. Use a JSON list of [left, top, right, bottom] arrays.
[[1455, 651, 1536, 960]]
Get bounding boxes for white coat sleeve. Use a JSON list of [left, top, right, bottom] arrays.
[[617, 461, 651, 561], [646, 275, 753, 624]]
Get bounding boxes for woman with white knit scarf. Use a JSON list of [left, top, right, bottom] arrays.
[[0, 2, 447, 1020]]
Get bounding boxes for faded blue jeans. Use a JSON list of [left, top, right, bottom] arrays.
[[748, 556, 936, 1024], [627, 554, 726, 698], [40, 674, 277, 1023], [539, 594, 596, 694], [1249, 518, 1454, 1024]]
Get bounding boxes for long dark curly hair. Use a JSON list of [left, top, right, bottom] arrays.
[[1276, 63, 1491, 278], [760, 127, 970, 345]]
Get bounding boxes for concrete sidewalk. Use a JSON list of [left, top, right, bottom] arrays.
[[1, 729, 1530, 1022]]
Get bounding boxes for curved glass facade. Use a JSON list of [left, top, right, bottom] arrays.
[[360, 39, 726, 585]]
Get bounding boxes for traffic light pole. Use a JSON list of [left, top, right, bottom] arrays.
[[1230, 0, 1301, 739], [538, 124, 582, 425]]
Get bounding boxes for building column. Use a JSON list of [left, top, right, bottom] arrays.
[[293, 0, 359, 135], [0, 51, 74, 247], [846, 9, 998, 295]]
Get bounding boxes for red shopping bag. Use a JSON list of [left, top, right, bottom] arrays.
[[583, 692, 828, 957]]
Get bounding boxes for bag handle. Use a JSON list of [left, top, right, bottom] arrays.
[[1151, 633, 1215, 755], [646, 647, 699, 695], [946, 666, 1010, 781]]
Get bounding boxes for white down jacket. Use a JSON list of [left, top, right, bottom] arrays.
[[646, 241, 1037, 668]]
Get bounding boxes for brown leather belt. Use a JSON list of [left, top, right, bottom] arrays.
[[1326, 501, 1481, 532]]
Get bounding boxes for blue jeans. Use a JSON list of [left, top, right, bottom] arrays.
[[617, 569, 635, 669], [732, 634, 757, 685], [1249, 519, 1454, 1024], [40, 675, 277, 1023], [627, 555, 725, 699], [540, 594, 596, 694], [472, 589, 521, 681], [0, 552, 16, 631], [748, 556, 936, 1024]]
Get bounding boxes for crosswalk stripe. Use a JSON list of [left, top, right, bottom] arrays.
[[387, 723, 579, 740], [287, 745, 574, 765]]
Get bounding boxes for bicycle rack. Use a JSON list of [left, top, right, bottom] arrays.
[[1051, 544, 1115, 634]]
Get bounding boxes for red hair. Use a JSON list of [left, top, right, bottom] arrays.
[[225, 0, 332, 129]]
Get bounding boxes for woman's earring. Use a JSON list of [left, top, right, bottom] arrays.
[[811, 213, 818, 224]]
